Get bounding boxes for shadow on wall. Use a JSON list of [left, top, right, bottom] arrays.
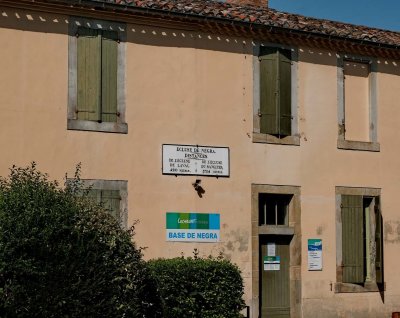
[[384, 220, 400, 243], [298, 48, 338, 67], [2, 7, 400, 73], [298, 47, 400, 75], [0, 7, 253, 55], [219, 225, 249, 260]]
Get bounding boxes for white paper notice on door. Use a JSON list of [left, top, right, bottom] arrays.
[[267, 243, 276, 256]]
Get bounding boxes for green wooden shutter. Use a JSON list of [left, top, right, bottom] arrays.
[[101, 189, 121, 220], [86, 189, 120, 220], [259, 47, 279, 135], [278, 49, 292, 136], [375, 198, 383, 284], [87, 188, 102, 203], [101, 30, 118, 123], [342, 195, 365, 283], [77, 28, 101, 121]]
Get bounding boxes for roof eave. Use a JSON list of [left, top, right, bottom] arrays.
[[1, 0, 399, 59]]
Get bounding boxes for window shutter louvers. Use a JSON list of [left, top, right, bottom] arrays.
[[278, 49, 292, 136], [259, 47, 292, 136], [260, 49, 279, 135], [342, 195, 365, 283], [101, 189, 121, 220], [87, 189, 120, 220], [375, 199, 383, 285], [77, 28, 101, 121], [101, 31, 119, 123], [87, 188, 102, 203]]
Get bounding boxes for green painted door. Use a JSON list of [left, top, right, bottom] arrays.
[[260, 236, 291, 318]]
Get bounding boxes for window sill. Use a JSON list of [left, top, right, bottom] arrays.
[[337, 139, 380, 152], [253, 133, 300, 146], [258, 225, 295, 235], [334, 282, 385, 293], [67, 119, 128, 134]]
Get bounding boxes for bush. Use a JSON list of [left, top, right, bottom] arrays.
[[148, 252, 245, 318], [0, 163, 161, 318]]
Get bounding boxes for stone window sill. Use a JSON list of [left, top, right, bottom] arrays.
[[258, 225, 295, 235], [253, 133, 300, 146], [334, 282, 385, 293], [67, 119, 128, 134], [337, 139, 380, 152]]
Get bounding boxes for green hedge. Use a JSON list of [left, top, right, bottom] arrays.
[[0, 163, 161, 317], [148, 255, 245, 318]]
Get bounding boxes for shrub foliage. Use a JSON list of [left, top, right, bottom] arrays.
[[0, 163, 161, 317], [148, 252, 246, 318]]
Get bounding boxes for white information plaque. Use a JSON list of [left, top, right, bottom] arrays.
[[162, 144, 230, 177]]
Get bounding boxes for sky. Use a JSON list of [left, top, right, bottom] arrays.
[[268, 0, 400, 32]]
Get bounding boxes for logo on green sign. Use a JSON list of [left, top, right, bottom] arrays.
[[166, 212, 220, 230]]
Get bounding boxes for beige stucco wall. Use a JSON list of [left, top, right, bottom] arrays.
[[297, 48, 400, 317], [1, 6, 400, 317]]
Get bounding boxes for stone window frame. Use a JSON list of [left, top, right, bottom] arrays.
[[335, 186, 384, 293], [68, 17, 127, 134], [337, 54, 379, 151], [252, 42, 300, 146], [80, 179, 128, 229], [251, 184, 302, 318]]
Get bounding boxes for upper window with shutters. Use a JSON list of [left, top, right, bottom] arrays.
[[253, 45, 299, 145], [68, 18, 127, 134]]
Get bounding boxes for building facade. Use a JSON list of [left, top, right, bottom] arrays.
[[1, 0, 400, 317]]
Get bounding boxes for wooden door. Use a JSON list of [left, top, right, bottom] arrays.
[[260, 235, 291, 318]]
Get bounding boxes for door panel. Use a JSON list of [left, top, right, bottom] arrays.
[[260, 235, 291, 318]]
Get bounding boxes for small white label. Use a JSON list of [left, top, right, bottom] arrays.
[[267, 243, 276, 256], [264, 263, 280, 271]]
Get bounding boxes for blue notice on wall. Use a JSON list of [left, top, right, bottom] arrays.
[[308, 239, 322, 271]]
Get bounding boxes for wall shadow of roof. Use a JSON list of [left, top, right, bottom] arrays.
[[90, 0, 400, 47]]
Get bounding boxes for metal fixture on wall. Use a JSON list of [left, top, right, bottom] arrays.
[[192, 179, 205, 198]]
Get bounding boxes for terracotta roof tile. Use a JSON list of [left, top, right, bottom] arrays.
[[89, 0, 400, 47]]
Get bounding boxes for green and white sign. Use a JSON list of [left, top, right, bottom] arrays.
[[264, 256, 281, 271], [166, 212, 220, 242]]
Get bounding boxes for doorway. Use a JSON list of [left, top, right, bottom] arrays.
[[260, 235, 292, 318], [251, 185, 301, 318]]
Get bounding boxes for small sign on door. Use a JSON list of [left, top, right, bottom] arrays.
[[264, 256, 280, 271], [267, 243, 276, 256]]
